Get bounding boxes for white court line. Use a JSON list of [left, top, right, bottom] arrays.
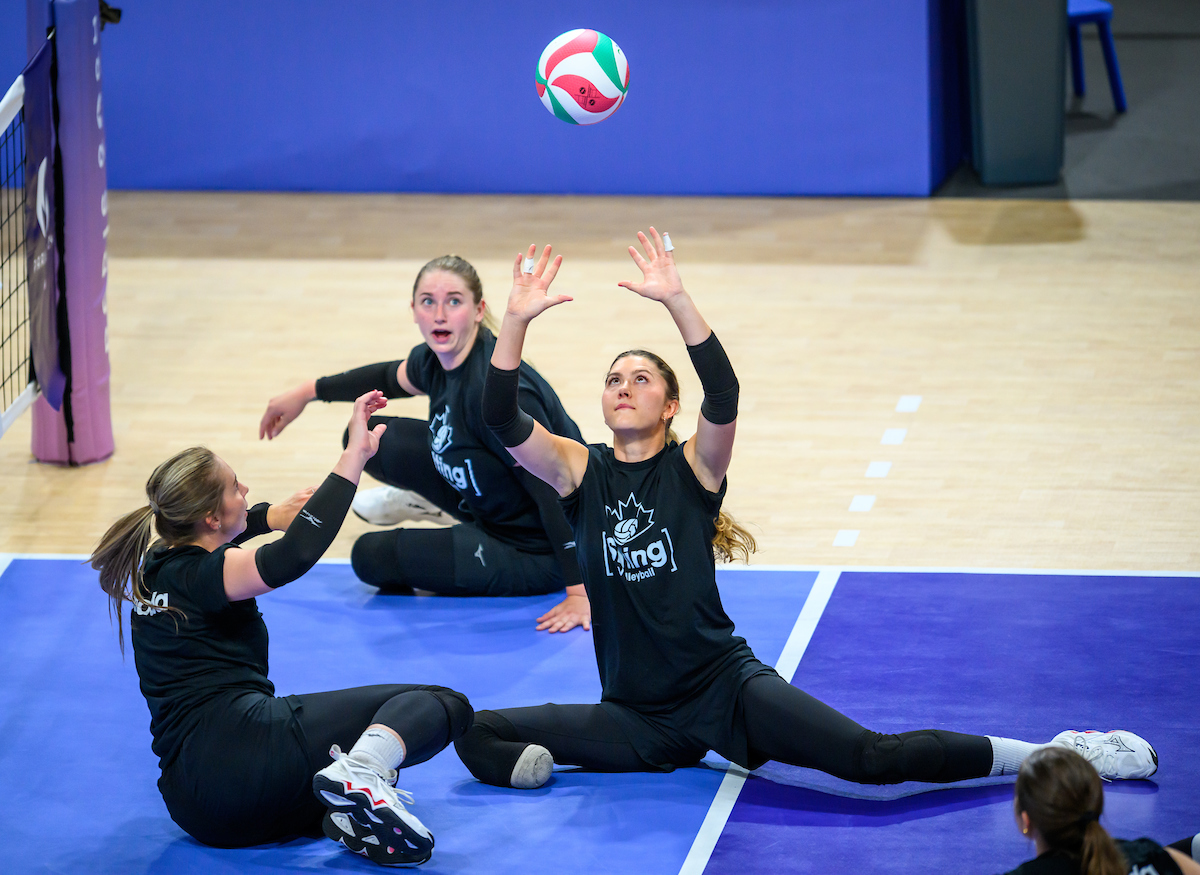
[[721, 563, 1200, 578], [865, 461, 891, 478], [832, 530, 859, 547], [848, 495, 875, 512], [896, 395, 922, 412], [881, 428, 906, 445], [678, 569, 842, 875], [7, 554, 1195, 579], [0, 554, 13, 579]]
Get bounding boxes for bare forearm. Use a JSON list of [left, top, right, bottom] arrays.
[[663, 291, 712, 346]]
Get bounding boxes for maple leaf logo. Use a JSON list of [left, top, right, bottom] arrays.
[[606, 493, 654, 545]]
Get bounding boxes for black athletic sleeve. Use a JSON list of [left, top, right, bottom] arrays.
[[231, 502, 271, 545], [253, 473, 356, 588], [687, 332, 739, 425], [482, 364, 536, 448], [514, 466, 583, 587], [315, 361, 410, 402]]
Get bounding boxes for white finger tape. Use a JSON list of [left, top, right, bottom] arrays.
[[662, 232, 674, 252], [522, 256, 536, 274]]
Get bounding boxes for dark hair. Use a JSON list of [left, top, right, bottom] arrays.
[[609, 350, 757, 563], [1015, 746, 1126, 875], [90, 447, 224, 653], [413, 254, 498, 333]]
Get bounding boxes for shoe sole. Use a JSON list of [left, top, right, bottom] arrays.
[[314, 774, 433, 866], [510, 744, 554, 790]]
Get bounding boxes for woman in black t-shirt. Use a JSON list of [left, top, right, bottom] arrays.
[[260, 255, 590, 633], [997, 746, 1198, 875], [91, 394, 473, 867], [454, 230, 1159, 793]]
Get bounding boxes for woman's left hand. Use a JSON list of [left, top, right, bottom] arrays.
[[506, 244, 571, 324], [536, 593, 591, 633], [266, 487, 317, 531], [618, 227, 685, 304]]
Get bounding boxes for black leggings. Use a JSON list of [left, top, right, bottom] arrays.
[[455, 674, 992, 787], [160, 683, 472, 848], [347, 417, 565, 597]]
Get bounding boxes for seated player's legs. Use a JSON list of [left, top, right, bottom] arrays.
[[455, 704, 655, 787], [345, 416, 466, 519], [351, 522, 564, 596], [738, 673, 993, 784], [294, 683, 474, 773]]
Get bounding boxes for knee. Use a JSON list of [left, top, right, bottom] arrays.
[[853, 730, 946, 785], [350, 533, 411, 592], [426, 687, 474, 741]]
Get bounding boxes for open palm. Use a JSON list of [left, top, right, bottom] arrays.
[[618, 227, 684, 303]]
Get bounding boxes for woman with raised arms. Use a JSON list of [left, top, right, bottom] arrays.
[[453, 230, 1158, 792]]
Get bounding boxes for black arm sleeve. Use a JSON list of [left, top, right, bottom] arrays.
[[482, 364, 536, 448], [315, 361, 411, 402], [253, 473, 356, 588], [687, 332, 739, 425], [514, 467, 584, 588], [231, 502, 271, 545]]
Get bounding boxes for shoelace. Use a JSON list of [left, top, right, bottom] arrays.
[[1072, 741, 1115, 782], [327, 745, 418, 803]]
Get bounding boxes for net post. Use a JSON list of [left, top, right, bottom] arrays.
[[29, 0, 113, 465]]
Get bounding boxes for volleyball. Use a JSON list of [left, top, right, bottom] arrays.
[[536, 29, 629, 125], [613, 517, 639, 544]]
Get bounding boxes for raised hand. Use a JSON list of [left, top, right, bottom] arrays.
[[345, 390, 388, 463], [505, 244, 571, 324], [259, 381, 317, 440], [618, 227, 684, 303]]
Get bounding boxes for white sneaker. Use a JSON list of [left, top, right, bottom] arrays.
[[313, 745, 434, 866], [1052, 730, 1159, 781], [509, 744, 554, 789], [352, 487, 448, 527]]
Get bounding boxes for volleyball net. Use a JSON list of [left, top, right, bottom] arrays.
[[0, 74, 36, 439]]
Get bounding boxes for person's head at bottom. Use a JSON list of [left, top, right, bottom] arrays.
[[1014, 745, 1125, 875]]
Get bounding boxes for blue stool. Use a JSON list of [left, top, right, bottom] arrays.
[[1068, 0, 1127, 112]]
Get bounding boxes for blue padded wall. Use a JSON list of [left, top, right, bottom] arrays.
[[5, 1, 969, 196]]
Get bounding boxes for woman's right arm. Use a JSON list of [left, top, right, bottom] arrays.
[[484, 245, 589, 498], [226, 391, 388, 600], [259, 361, 422, 440]]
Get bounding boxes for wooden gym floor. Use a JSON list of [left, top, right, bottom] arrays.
[[1, 192, 1197, 571]]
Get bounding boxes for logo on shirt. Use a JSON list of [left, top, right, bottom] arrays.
[[300, 509, 322, 527], [134, 591, 170, 616], [602, 493, 677, 582], [430, 407, 453, 453]]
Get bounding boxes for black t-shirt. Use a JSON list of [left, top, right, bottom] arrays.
[[132, 543, 274, 768], [560, 441, 757, 711], [406, 328, 583, 552], [999, 838, 1183, 875]]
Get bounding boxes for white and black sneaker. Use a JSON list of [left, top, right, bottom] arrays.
[[314, 745, 434, 867], [1052, 730, 1159, 781], [352, 487, 449, 527]]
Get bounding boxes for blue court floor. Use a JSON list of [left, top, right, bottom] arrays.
[[1, 557, 1194, 875]]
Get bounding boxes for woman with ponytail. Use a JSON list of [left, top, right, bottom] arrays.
[[91, 393, 473, 867], [453, 230, 1159, 793], [1003, 745, 1199, 875]]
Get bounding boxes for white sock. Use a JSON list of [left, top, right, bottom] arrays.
[[987, 736, 1049, 776], [348, 726, 406, 775]]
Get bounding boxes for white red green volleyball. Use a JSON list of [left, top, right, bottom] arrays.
[[536, 29, 629, 125]]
